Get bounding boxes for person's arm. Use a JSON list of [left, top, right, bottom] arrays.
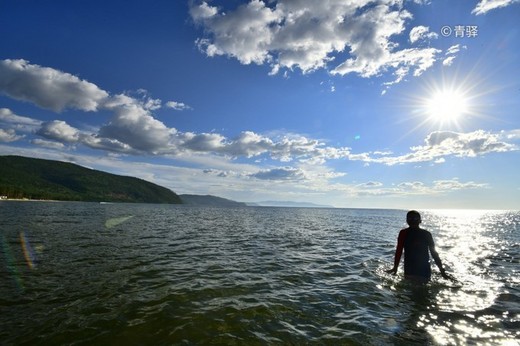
[[428, 233, 449, 279], [387, 230, 405, 275]]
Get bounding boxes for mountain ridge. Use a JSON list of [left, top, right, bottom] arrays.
[[180, 194, 247, 207], [0, 155, 182, 204]]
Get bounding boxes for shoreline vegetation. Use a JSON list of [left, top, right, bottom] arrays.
[[0, 155, 334, 208], [0, 155, 182, 204], [0, 197, 61, 202], [1, 156, 516, 211]]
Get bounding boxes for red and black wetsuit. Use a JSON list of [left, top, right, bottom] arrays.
[[394, 227, 435, 280]]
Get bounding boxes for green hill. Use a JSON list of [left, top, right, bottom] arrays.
[[0, 155, 182, 204], [180, 194, 247, 207]]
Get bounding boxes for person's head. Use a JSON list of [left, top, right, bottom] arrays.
[[406, 210, 422, 226]]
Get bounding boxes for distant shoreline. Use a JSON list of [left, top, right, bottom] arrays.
[[0, 198, 61, 202]]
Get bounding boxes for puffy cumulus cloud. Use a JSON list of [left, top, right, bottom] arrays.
[[0, 108, 42, 127], [37, 120, 80, 143], [247, 133, 350, 162], [472, 0, 520, 15], [250, 167, 306, 181], [0, 108, 42, 140], [0, 60, 168, 154], [361, 130, 518, 165], [193, 0, 282, 66], [191, 0, 442, 83], [0, 128, 23, 142], [409, 26, 438, 44], [100, 94, 172, 153], [0, 59, 352, 162], [178, 132, 226, 152], [189, 0, 218, 19], [170, 130, 352, 163], [423, 130, 515, 156], [0, 59, 109, 112], [225, 131, 274, 157], [34, 118, 137, 153]]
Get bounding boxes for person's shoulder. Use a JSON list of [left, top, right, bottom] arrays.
[[419, 228, 433, 236]]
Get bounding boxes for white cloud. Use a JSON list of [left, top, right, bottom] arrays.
[[37, 120, 80, 143], [0, 143, 496, 207], [189, 0, 218, 20], [409, 26, 438, 44], [0, 108, 42, 140], [194, 0, 281, 66], [190, 0, 442, 83], [31, 139, 66, 149], [358, 181, 384, 188], [442, 56, 456, 66], [99, 94, 172, 153], [178, 132, 226, 153], [0, 59, 109, 112], [445, 44, 461, 55], [171, 130, 352, 163], [165, 101, 192, 111], [0, 60, 172, 154], [203, 168, 236, 178], [358, 130, 518, 165], [432, 179, 487, 191], [250, 167, 306, 181], [0, 108, 42, 127], [505, 129, 520, 140], [355, 178, 487, 197], [81, 135, 136, 154], [397, 181, 426, 191], [3, 60, 516, 174], [0, 128, 23, 142], [442, 44, 464, 66], [224, 131, 273, 158], [472, 0, 520, 15]]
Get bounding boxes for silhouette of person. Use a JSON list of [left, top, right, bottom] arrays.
[[387, 210, 449, 282]]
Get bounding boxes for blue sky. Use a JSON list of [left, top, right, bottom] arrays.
[[0, 0, 519, 209]]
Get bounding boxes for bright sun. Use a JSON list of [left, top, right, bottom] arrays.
[[425, 88, 469, 124]]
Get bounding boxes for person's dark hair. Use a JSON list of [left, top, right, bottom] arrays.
[[406, 210, 421, 225]]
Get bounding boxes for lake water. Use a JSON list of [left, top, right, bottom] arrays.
[[0, 202, 518, 345]]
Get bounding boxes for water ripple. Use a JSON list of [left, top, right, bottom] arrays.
[[0, 203, 518, 344]]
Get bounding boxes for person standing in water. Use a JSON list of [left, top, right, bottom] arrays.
[[387, 210, 450, 282]]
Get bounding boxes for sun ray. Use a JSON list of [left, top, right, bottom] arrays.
[[390, 66, 506, 146], [424, 87, 469, 126]]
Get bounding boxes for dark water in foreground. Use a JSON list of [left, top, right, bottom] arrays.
[[0, 202, 518, 345]]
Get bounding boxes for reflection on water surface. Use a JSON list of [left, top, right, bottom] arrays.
[[0, 203, 518, 344]]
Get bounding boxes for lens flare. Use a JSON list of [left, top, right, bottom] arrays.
[[20, 231, 37, 269], [0, 233, 25, 292]]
